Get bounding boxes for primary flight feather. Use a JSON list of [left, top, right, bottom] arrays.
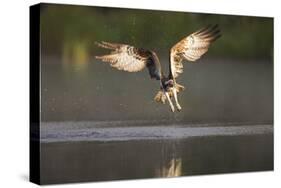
[[95, 25, 221, 112]]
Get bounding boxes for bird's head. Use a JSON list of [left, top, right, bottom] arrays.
[[161, 77, 174, 91]]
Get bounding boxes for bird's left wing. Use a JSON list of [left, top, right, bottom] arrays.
[[169, 25, 221, 79], [95, 41, 162, 80]]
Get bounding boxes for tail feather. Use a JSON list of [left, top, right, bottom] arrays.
[[154, 83, 185, 104], [175, 83, 184, 92], [154, 90, 167, 104]]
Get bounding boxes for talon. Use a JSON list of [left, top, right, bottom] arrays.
[[176, 104, 182, 111], [171, 106, 175, 112]]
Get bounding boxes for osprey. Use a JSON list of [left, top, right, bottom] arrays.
[[95, 25, 221, 112]]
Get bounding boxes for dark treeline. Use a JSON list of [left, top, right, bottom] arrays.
[[40, 4, 273, 60]]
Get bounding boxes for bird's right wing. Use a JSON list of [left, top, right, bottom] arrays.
[[95, 41, 162, 80]]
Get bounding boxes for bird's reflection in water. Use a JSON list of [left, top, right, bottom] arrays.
[[157, 158, 182, 177]]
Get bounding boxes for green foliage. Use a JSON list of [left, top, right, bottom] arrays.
[[40, 4, 273, 60]]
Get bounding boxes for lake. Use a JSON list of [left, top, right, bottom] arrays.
[[39, 57, 273, 184], [39, 121, 273, 184]]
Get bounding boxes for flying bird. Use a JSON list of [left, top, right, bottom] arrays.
[[95, 25, 221, 112]]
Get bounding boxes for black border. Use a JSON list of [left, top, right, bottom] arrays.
[[30, 3, 41, 185]]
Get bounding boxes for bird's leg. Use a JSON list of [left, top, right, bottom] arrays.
[[165, 91, 175, 112], [173, 87, 181, 111]]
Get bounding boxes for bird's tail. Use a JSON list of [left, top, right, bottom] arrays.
[[154, 83, 184, 104]]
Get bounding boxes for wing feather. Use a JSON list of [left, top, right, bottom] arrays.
[[169, 25, 221, 79], [95, 41, 162, 80]]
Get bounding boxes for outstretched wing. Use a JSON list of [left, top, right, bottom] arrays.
[[95, 41, 162, 80], [169, 25, 221, 79]]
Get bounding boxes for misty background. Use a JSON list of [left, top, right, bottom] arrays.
[[40, 4, 273, 123]]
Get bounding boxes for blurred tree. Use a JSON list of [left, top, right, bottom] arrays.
[[40, 4, 273, 60]]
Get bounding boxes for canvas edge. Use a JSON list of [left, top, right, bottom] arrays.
[[29, 3, 41, 185]]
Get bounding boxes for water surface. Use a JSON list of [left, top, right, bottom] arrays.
[[40, 121, 273, 184]]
